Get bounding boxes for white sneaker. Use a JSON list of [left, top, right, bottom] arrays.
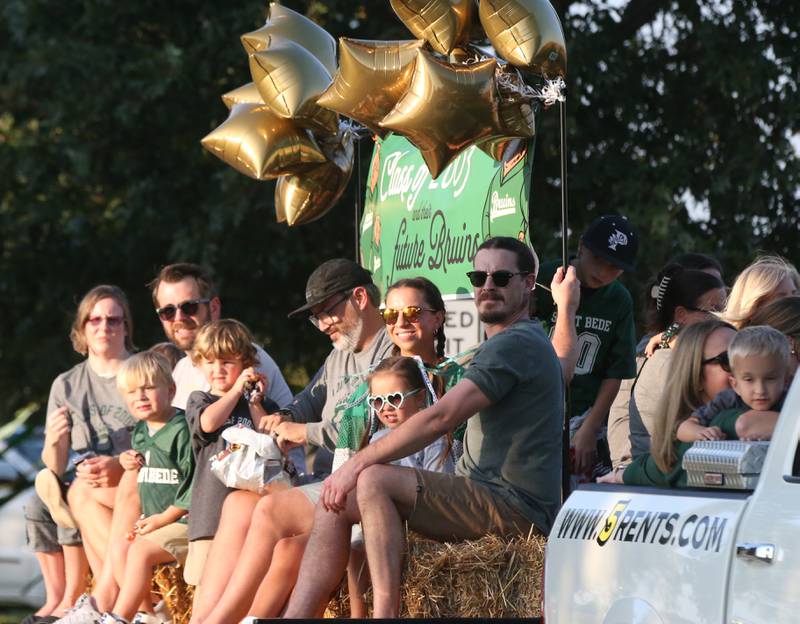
[[131, 612, 165, 624], [53, 594, 103, 624], [152, 599, 172, 623], [100, 614, 129, 624]]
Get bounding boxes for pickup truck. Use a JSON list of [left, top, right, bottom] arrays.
[[544, 377, 800, 624]]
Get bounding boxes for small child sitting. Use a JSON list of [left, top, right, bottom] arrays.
[[183, 319, 280, 588], [60, 352, 194, 624], [677, 325, 790, 443], [348, 356, 454, 617]]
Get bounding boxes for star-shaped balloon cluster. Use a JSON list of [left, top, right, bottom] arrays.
[[202, 1, 566, 226]]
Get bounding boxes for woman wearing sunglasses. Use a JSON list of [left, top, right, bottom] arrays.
[[601, 319, 737, 487], [607, 264, 726, 468], [334, 277, 471, 471], [24, 285, 137, 623]]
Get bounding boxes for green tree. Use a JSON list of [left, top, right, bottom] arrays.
[[1, 0, 797, 424]]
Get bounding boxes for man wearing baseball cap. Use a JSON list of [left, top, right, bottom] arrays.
[[270, 258, 394, 477], [533, 214, 638, 482]]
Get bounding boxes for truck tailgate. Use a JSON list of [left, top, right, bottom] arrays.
[[544, 484, 749, 624]]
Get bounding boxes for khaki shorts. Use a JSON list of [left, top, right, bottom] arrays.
[[407, 470, 539, 542], [183, 538, 213, 586], [141, 522, 189, 566]]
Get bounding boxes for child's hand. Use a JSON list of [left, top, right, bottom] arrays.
[[644, 332, 665, 357], [696, 426, 726, 441], [134, 513, 165, 536], [120, 450, 144, 471], [232, 367, 258, 395]]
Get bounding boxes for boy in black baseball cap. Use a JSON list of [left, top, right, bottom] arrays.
[[533, 214, 638, 484]]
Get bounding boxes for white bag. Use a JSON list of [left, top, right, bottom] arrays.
[[209, 425, 291, 493]]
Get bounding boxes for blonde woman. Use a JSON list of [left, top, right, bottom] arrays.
[[600, 319, 736, 487], [723, 255, 799, 329]]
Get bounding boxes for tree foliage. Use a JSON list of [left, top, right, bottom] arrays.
[[1, 0, 798, 423]]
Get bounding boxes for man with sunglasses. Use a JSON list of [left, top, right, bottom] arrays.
[[533, 214, 639, 480], [148, 263, 292, 410], [284, 237, 565, 618]]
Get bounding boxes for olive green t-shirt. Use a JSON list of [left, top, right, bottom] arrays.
[[132, 411, 194, 522], [460, 319, 564, 534], [534, 259, 637, 416]]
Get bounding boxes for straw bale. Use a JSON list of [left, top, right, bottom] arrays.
[[152, 564, 194, 624], [326, 531, 546, 618]]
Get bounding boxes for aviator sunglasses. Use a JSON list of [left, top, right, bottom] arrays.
[[380, 306, 436, 325], [156, 298, 211, 322], [701, 351, 731, 373], [466, 270, 529, 288], [367, 388, 422, 413]]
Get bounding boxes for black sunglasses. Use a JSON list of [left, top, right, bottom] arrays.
[[466, 270, 529, 288], [155, 298, 211, 322], [701, 351, 731, 373]]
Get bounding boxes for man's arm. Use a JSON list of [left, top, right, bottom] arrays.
[[548, 265, 580, 383], [322, 379, 491, 511]]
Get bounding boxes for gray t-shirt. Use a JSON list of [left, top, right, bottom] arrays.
[[185, 391, 279, 541], [460, 319, 564, 534], [286, 328, 394, 473], [370, 427, 454, 473], [46, 361, 135, 460]]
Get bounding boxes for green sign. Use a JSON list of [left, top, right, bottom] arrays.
[[359, 134, 534, 299]]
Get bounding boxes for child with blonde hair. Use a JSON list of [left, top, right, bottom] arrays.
[[677, 325, 790, 443], [58, 352, 193, 624]]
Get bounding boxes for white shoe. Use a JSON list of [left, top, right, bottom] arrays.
[[132, 612, 167, 624], [53, 594, 103, 624], [152, 599, 172, 624], [100, 613, 129, 624]]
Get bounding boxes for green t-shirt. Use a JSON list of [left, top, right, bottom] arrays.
[[132, 410, 194, 522], [461, 319, 564, 534], [534, 259, 637, 416], [623, 408, 743, 488], [336, 354, 473, 453]]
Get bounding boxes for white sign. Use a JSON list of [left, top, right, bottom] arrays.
[[443, 298, 484, 356]]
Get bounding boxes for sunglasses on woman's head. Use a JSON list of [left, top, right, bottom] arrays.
[[155, 298, 211, 322], [466, 270, 529, 288], [380, 306, 435, 325], [367, 388, 422, 413], [702, 351, 731, 373]]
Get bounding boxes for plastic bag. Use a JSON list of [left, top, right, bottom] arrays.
[[210, 425, 293, 493]]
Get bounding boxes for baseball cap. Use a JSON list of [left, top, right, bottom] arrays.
[[580, 214, 638, 272], [288, 258, 374, 318]]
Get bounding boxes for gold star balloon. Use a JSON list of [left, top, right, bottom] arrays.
[[201, 103, 327, 180], [241, 2, 338, 77], [248, 38, 337, 133], [221, 82, 263, 110], [275, 132, 354, 226], [380, 49, 500, 179], [479, 0, 567, 77], [390, 0, 475, 56], [316, 38, 424, 136]]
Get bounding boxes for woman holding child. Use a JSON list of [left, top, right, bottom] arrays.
[[192, 277, 460, 623], [25, 285, 136, 624]]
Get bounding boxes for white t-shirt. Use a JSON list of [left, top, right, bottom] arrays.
[[172, 343, 293, 410]]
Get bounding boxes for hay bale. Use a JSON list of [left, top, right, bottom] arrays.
[[326, 531, 546, 618], [152, 564, 194, 624]]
